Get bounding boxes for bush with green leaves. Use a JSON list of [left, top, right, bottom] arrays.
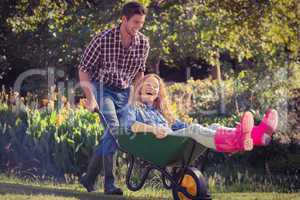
[[0, 97, 103, 181]]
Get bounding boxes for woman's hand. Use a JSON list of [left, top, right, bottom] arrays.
[[131, 122, 169, 139], [153, 127, 168, 139]]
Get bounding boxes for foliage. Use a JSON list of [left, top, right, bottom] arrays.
[[0, 90, 103, 180], [1, 0, 123, 81], [1, 0, 300, 83], [168, 78, 236, 124], [167, 76, 300, 140]]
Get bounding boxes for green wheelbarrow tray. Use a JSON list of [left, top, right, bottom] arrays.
[[115, 128, 212, 200], [116, 128, 207, 167]]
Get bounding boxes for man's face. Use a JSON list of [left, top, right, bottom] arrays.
[[123, 14, 145, 37]]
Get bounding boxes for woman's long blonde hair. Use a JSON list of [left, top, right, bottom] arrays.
[[130, 74, 176, 125]]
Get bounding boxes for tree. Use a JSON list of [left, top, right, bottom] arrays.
[[2, 0, 299, 87]]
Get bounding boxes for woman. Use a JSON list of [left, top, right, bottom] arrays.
[[120, 74, 278, 153]]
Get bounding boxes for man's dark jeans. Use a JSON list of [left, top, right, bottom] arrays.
[[92, 81, 130, 156]]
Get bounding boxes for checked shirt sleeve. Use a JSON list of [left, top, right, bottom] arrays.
[[78, 35, 102, 74], [140, 40, 150, 72]]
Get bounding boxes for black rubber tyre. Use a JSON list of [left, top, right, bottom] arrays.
[[172, 167, 211, 200]]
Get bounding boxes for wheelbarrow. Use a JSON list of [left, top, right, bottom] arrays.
[[97, 110, 212, 200]]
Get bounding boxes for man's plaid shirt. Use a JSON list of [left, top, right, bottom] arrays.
[[78, 26, 150, 89]]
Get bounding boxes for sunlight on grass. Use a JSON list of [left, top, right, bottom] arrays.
[[0, 194, 79, 200], [212, 193, 300, 200], [0, 174, 299, 200], [0, 174, 170, 199]]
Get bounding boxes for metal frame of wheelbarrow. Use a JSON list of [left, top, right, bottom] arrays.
[[124, 143, 207, 199], [96, 109, 212, 200]]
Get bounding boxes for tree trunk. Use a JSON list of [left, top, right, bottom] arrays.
[[186, 66, 191, 81], [154, 58, 160, 75], [212, 52, 226, 115]]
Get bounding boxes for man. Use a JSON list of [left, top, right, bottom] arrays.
[[78, 1, 149, 195]]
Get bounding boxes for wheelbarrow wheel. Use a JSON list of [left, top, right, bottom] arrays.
[[172, 167, 211, 200]]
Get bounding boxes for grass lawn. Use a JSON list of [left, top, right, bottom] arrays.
[[1, 193, 300, 200], [0, 175, 299, 200]]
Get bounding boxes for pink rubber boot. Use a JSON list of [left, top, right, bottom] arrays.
[[251, 109, 278, 146], [214, 112, 254, 153]]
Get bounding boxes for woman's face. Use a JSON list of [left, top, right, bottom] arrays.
[[140, 77, 160, 105]]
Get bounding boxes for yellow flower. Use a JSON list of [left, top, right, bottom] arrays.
[[95, 114, 101, 124], [78, 98, 87, 108], [56, 113, 64, 127]]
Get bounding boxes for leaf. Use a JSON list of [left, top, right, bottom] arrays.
[[67, 138, 75, 145], [75, 142, 83, 153]]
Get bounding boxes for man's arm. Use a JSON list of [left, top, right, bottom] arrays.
[[78, 70, 98, 111], [78, 35, 102, 111], [133, 39, 149, 85], [133, 71, 144, 85]]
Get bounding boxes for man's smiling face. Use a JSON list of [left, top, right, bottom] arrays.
[[122, 14, 145, 37]]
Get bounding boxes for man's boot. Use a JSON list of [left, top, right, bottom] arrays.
[[103, 153, 123, 195], [80, 153, 103, 192]]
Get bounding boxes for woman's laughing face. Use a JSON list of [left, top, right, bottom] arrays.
[[139, 76, 160, 105]]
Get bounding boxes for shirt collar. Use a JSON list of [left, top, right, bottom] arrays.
[[116, 25, 140, 47], [144, 103, 156, 110], [132, 32, 140, 46], [115, 26, 121, 44]]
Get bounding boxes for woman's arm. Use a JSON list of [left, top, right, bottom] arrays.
[[120, 105, 168, 139], [131, 122, 168, 139], [171, 120, 188, 131]]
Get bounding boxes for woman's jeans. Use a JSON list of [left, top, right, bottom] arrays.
[[92, 81, 130, 156], [168, 124, 230, 150]]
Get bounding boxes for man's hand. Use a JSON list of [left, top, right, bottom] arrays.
[[78, 70, 99, 112], [153, 127, 168, 139], [85, 98, 99, 112]]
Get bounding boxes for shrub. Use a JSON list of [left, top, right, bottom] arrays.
[[0, 90, 104, 181]]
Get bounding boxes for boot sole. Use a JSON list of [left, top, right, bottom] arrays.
[[241, 111, 254, 151], [265, 109, 278, 135], [104, 188, 123, 195], [80, 174, 96, 192]]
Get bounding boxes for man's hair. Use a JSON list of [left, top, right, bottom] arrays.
[[122, 1, 147, 20]]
